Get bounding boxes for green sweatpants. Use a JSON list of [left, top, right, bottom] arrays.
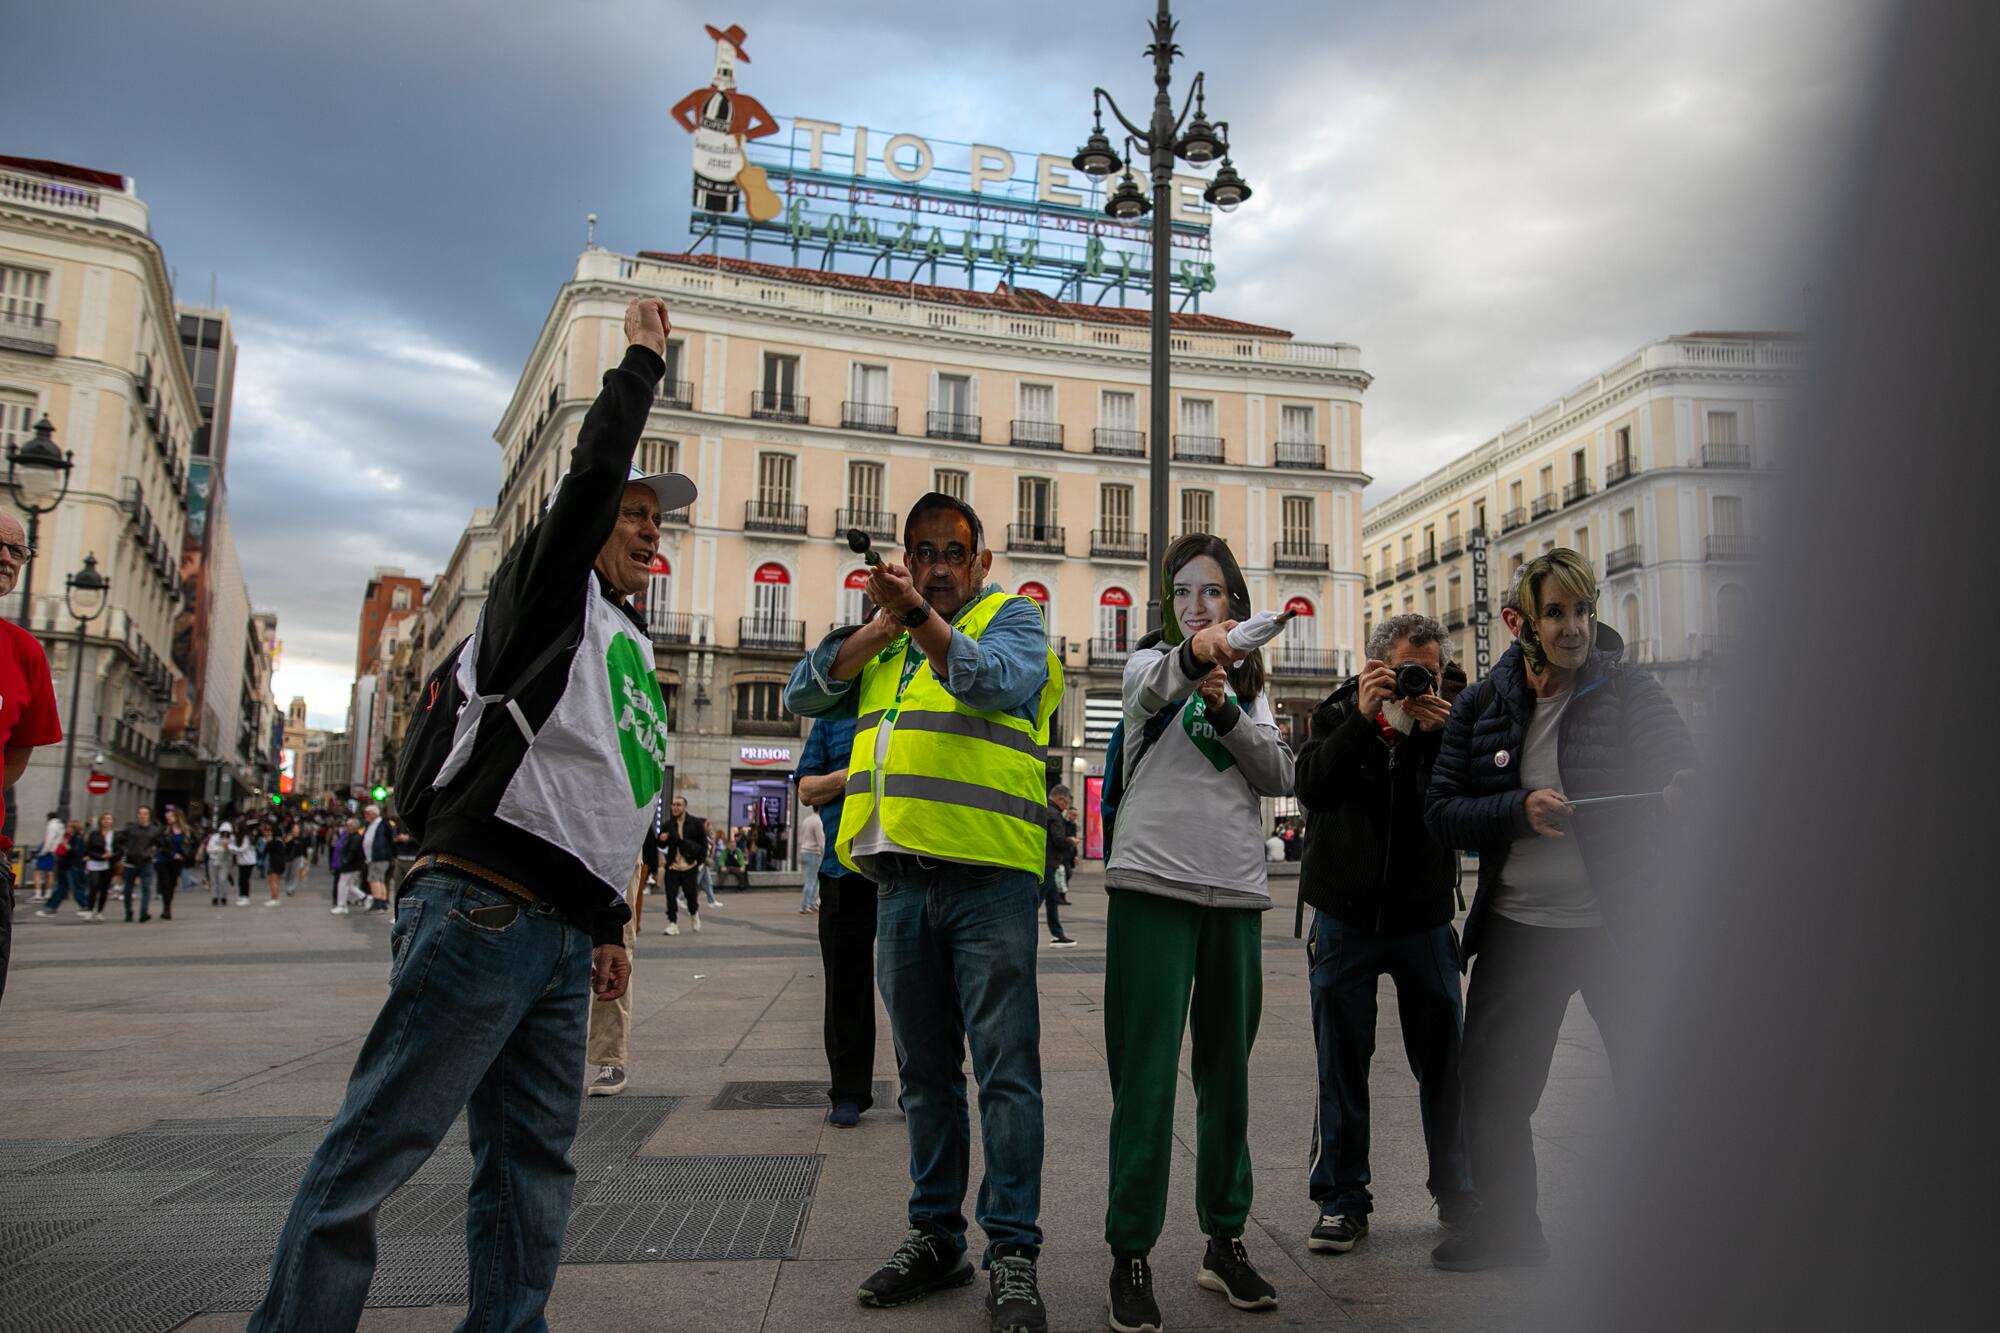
[[1103, 889, 1263, 1255]]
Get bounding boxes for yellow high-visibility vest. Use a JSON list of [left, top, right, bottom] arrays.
[[834, 591, 1064, 875]]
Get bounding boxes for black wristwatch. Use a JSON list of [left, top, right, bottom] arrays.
[[900, 602, 932, 629]]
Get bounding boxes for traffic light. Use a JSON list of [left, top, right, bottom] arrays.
[[370, 785, 389, 802], [270, 794, 282, 806]]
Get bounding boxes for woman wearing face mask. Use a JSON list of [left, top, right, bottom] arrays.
[[1425, 549, 1697, 1273], [1100, 535, 1296, 1331]]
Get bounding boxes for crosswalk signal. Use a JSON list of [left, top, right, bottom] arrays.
[[370, 785, 389, 802]]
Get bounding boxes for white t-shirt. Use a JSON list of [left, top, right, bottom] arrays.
[[797, 807, 826, 857], [1265, 835, 1287, 863], [1493, 686, 1602, 929]]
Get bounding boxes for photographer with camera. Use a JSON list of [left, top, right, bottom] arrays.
[[1295, 614, 1476, 1257], [1425, 549, 1695, 1272]]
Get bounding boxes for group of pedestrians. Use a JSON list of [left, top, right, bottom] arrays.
[[26, 807, 333, 920], [223, 299, 1694, 1333]]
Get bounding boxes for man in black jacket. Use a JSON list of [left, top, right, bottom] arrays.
[[658, 794, 708, 935], [252, 298, 691, 1332], [1295, 613, 1475, 1256]]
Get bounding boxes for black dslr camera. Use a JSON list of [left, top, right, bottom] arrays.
[[1393, 662, 1437, 699]]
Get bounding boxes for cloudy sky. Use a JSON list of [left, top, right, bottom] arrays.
[[4, 0, 1882, 727]]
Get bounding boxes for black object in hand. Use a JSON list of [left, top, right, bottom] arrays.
[[1394, 662, 1437, 699], [846, 528, 883, 567]]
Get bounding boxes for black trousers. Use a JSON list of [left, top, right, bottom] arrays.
[[157, 861, 180, 916], [662, 866, 701, 921], [0, 860, 13, 1006], [816, 872, 879, 1109], [1459, 914, 1627, 1230]]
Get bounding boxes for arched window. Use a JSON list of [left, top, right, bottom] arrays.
[[1098, 587, 1132, 651], [1276, 597, 1315, 667], [751, 562, 792, 628], [842, 568, 871, 627], [646, 555, 674, 634]]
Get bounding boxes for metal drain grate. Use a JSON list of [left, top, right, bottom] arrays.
[[710, 1080, 895, 1110], [0, 1172, 205, 1218], [0, 1137, 103, 1174], [561, 1198, 810, 1262], [52, 1207, 292, 1261], [32, 1129, 301, 1175], [584, 1153, 822, 1205], [0, 1216, 96, 1262]]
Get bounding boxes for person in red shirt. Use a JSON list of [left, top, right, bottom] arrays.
[[0, 511, 65, 1004]]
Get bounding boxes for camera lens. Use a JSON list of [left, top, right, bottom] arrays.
[[1394, 662, 1436, 699]]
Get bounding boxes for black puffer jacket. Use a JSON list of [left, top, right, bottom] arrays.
[[1295, 676, 1457, 935], [1427, 639, 1695, 956]]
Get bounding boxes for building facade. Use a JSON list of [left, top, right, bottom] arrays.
[[419, 506, 499, 682], [489, 248, 1371, 858], [2, 156, 193, 821], [354, 566, 425, 678], [1361, 333, 1799, 732]]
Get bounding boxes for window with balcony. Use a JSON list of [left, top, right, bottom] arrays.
[[1096, 389, 1143, 455], [929, 372, 979, 441], [1707, 410, 1739, 446], [756, 353, 805, 421], [1283, 496, 1315, 547], [655, 341, 692, 408], [1181, 487, 1214, 537], [637, 437, 677, 477], [1276, 403, 1321, 467], [1100, 483, 1134, 536], [848, 460, 885, 517], [0, 265, 52, 352], [934, 467, 968, 501], [1012, 382, 1060, 448], [757, 453, 795, 510], [1176, 397, 1222, 461], [0, 389, 34, 450], [391, 586, 411, 611], [733, 679, 795, 733], [1016, 476, 1059, 544], [647, 565, 674, 629], [1703, 410, 1749, 467], [844, 362, 895, 432], [1097, 588, 1134, 653]]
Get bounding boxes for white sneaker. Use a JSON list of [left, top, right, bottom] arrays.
[[663, 921, 679, 936], [236, 897, 249, 906], [263, 899, 280, 907], [331, 906, 350, 915], [76, 908, 91, 918], [34, 908, 55, 917], [692, 915, 702, 933]]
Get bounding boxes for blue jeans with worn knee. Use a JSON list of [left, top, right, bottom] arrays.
[[121, 861, 155, 918], [799, 850, 822, 911], [249, 868, 593, 1333], [873, 855, 1043, 1263]]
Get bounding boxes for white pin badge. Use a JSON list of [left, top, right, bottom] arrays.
[[1494, 750, 1512, 768]]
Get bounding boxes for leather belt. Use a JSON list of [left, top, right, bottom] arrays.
[[406, 853, 541, 908]]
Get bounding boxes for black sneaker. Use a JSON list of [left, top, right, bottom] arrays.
[[1430, 1221, 1550, 1272], [1107, 1254, 1161, 1333], [1436, 1192, 1479, 1234], [986, 1248, 1047, 1333], [1306, 1213, 1366, 1253], [1196, 1236, 1276, 1311], [857, 1229, 975, 1308]]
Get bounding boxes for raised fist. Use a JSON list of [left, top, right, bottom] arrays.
[[624, 298, 670, 358]]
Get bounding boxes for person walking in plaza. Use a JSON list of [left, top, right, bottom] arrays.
[[84, 813, 119, 922], [586, 838, 650, 1099], [1039, 788, 1078, 947], [794, 708, 878, 1128], [657, 794, 707, 936], [285, 820, 311, 895], [0, 515, 62, 995], [249, 298, 681, 1333], [359, 803, 393, 912], [230, 822, 257, 905], [787, 491, 1064, 1333], [796, 782, 824, 915], [1425, 549, 1696, 1272], [35, 819, 88, 917], [1293, 612, 1478, 1260], [1098, 534, 1295, 1331], [116, 806, 163, 922], [152, 807, 188, 920], [31, 810, 62, 901], [327, 817, 369, 914], [263, 819, 291, 905], [205, 820, 231, 905]]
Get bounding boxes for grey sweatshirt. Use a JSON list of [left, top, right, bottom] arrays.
[[1104, 641, 1296, 910]]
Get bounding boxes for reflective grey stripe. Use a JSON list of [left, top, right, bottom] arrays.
[[882, 774, 1046, 826], [857, 709, 888, 733], [889, 710, 1042, 757], [845, 770, 871, 797]]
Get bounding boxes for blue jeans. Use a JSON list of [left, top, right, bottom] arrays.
[[249, 869, 593, 1333], [1039, 874, 1064, 939], [1306, 911, 1473, 1217], [873, 855, 1043, 1262], [45, 864, 88, 911], [799, 851, 822, 910], [121, 861, 156, 918]]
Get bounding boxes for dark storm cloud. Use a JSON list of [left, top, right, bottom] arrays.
[[1, 1, 1874, 725]]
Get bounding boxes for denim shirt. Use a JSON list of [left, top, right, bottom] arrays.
[[783, 584, 1050, 725], [794, 711, 859, 882]]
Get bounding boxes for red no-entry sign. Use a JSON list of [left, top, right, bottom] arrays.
[[86, 772, 112, 796]]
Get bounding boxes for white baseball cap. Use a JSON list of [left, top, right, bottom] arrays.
[[545, 466, 698, 517]]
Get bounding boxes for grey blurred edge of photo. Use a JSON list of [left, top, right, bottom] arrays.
[[1559, 3, 1997, 1329]]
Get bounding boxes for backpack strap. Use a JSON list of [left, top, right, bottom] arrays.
[[469, 598, 589, 745]]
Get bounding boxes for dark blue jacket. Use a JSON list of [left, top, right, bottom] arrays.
[[1427, 638, 1695, 956]]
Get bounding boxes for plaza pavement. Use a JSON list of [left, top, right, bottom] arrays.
[[1, 866, 1612, 1331]]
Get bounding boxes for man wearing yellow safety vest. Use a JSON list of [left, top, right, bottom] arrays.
[[786, 493, 1063, 1333]]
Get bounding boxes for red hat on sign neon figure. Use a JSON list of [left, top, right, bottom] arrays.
[[671, 23, 780, 219]]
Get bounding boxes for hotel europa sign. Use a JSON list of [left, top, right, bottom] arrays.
[[671, 24, 1218, 301]]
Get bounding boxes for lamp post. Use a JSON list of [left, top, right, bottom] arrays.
[[1073, 0, 1251, 632], [5, 414, 76, 626], [55, 554, 109, 823]]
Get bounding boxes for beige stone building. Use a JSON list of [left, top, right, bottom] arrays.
[[1361, 333, 1800, 731], [419, 506, 500, 683], [489, 248, 1371, 856], [1, 156, 194, 820]]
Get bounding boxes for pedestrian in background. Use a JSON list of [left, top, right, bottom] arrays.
[[263, 821, 290, 905], [231, 823, 257, 905], [360, 803, 392, 912], [796, 787, 823, 914], [794, 708, 879, 1128], [155, 808, 188, 920], [1040, 787, 1078, 948], [657, 794, 706, 936], [328, 818, 368, 914], [1294, 612, 1477, 1258], [84, 813, 119, 921], [117, 806, 162, 922], [1100, 533, 1294, 1330], [205, 821, 231, 905], [35, 820, 88, 917], [31, 810, 61, 901]]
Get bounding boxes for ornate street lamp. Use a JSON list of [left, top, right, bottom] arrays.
[[1075, 0, 1253, 631], [55, 554, 109, 822], [4, 413, 75, 625]]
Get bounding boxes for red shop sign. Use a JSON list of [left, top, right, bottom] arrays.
[[1284, 597, 1315, 617], [1018, 581, 1050, 604], [1099, 587, 1132, 607], [754, 563, 790, 585]]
